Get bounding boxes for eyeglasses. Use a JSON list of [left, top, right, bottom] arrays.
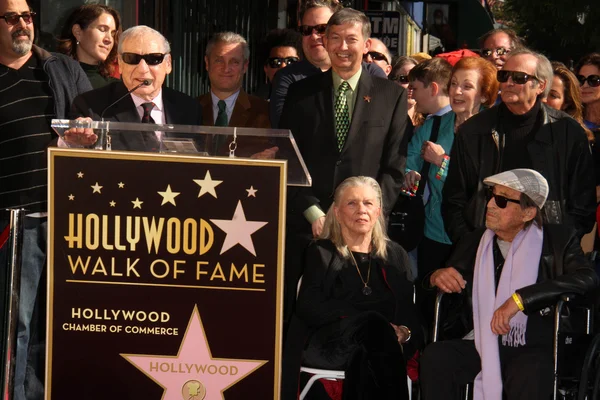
[[0, 12, 36, 26], [121, 53, 167, 66], [487, 189, 521, 209], [363, 51, 389, 65], [390, 75, 409, 84], [266, 57, 299, 68], [481, 47, 510, 58], [497, 70, 539, 85], [576, 74, 600, 88], [298, 24, 327, 36]]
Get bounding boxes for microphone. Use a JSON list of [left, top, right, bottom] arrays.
[[96, 80, 152, 149], [100, 80, 152, 120]]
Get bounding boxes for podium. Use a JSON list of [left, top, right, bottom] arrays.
[[41, 120, 310, 399]]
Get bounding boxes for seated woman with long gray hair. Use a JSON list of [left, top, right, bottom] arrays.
[[294, 176, 422, 399]]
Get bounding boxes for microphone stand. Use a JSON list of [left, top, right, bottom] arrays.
[[96, 80, 151, 150]]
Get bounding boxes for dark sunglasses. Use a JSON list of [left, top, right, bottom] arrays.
[[576, 74, 600, 88], [391, 75, 409, 84], [363, 51, 389, 65], [267, 56, 299, 68], [481, 47, 510, 58], [497, 70, 539, 85], [486, 189, 521, 209], [298, 24, 327, 36], [121, 52, 167, 66], [0, 11, 35, 26]]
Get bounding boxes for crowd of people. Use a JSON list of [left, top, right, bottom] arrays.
[[1, 0, 600, 399]]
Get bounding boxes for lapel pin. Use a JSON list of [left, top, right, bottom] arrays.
[[363, 95, 371, 103]]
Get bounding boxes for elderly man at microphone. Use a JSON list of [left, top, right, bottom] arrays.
[[66, 25, 202, 150]]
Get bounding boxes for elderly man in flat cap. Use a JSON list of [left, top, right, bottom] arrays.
[[420, 169, 598, 400]]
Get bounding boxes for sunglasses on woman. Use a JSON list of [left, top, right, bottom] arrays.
[[267, 57, 299, 68], [363, 51, 389, 65], [486, 189, 521, 209], [391, 75, 409, 84], [496, 70, 539, 85], [0, 11, 35, 25], [121, 53, 167, 66], [576, 74, 600, 88], [298, 24, 327, 36]]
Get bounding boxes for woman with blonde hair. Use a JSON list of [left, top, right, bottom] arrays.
[[293, 176, 421, 399]]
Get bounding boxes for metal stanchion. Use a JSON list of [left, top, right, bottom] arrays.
[[2, 209, 25, 400]]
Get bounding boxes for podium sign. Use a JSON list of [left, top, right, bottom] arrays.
[[46, 148, 285, 399]]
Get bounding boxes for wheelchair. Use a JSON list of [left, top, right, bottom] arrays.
[[430, 291, 596, 400]]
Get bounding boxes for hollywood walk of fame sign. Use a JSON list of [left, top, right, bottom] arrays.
[[46, 148, 286, 399]]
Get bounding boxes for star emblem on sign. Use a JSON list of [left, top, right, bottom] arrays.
[[210, 201, 267, 256], [121, 306, 266, 400], [158, 185, 180, 206], [193, 170, 223, 198]]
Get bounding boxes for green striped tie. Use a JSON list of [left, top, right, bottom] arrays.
[[334, 81, 351, 151]]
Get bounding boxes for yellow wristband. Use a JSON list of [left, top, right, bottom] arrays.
[[512, 293, 525, 312]]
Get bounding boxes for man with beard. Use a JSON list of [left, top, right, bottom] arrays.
[[0, 0, 91, 398]]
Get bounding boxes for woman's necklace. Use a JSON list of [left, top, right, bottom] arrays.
[[349, 251, 372, 296]]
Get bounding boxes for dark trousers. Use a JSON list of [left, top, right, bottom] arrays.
[[302, 312, 409, 400], [420, 339, 554, 400], [416, 236, 452, 338]]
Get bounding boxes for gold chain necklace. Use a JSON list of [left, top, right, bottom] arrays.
[[349, 251, 372, 296]]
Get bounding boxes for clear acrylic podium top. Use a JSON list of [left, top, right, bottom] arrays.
[[51, 119, 311, 187]]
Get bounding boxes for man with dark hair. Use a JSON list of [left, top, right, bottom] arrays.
[[279, 8, 408, 344], [0, 0, 92, 398], [478, 28, 523, 70], [269, 0, 386, 127], [422, 169, 598, 400], [255, 28, 301, 100], [443, 48, 596, 244]]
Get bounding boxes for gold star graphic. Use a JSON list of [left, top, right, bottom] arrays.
[[77, 171, 84, 178], [193, 171, 223, 198], [246, 186, 257, 197], [68, 194, 75, 201], [158, 185, 180, 206], [109, 201, 116, 207], [118, 182, 125, 188], [91, 182, 103, 194], [132, 198, 143, 209]]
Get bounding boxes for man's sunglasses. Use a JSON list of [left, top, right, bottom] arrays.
[[121, 53, 167, 66], [481, 47, 510, 58], [497, 70, 539, 85], [298, 24, 327, 36], [390, 75, 409, 84], [267, 57, 299, 68], [363, 51, 389, 65], [0, 12, 36, 26], [487, 189, 521, 209], [576, 74, 600, 88]]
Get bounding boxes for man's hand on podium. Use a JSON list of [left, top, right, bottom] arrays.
[[62, 117, 98, 147]]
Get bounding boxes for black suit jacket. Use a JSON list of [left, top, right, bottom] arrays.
[[279, 66, 408, 229], [70, 81, 203, 151]]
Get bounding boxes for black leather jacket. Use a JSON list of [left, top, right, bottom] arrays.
[[442, 102, 596, 242], [448, 225, 598, 315]]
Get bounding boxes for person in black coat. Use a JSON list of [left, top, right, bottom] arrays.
[[284, 176, 421, 400], [422, 169, 598, 400]]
